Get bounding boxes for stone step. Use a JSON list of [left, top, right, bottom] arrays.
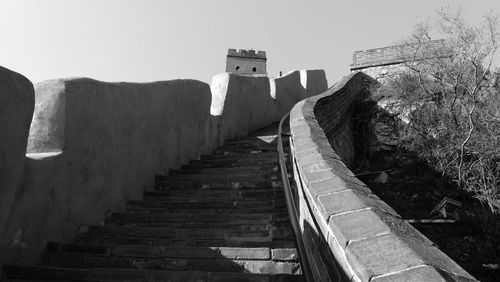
[[76, 225, 294, 243], [76, 236, 297, 249], [3, 265, 304, 282], [199, 152, 282, 161], [46, 243, 299, 262], [164, 172, 278, 180], [107, 212, 289, 226], [41, 245, 300, 274], [169, 167, 277, 176], [155, 180, 282, 191], [143, 188, 285, 201], [190, 158, 279, 167], [125, 205, 287, 215], [127, 199, 286, 210], [42, 255, 300, 275]]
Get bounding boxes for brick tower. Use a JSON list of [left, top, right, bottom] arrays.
[[226, 49, 267, 75]]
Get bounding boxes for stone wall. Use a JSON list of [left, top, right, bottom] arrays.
[[0, 66, 34, 258], [289, 72, 477, 281], [351, 39, 448, 70], [0, 67, 327, 265]]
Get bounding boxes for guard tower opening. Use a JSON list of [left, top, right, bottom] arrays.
[[226, 49, 267, 75]]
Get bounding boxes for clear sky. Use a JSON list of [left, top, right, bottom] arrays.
[[1, 0, 499, 85]]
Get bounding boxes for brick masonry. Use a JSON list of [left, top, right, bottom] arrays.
[[351, 39, 449, 70], [289, 72, 478, 281]]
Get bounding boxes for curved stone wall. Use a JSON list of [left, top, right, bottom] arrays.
[[0, 67, 327, 265], [289, 72, 476, 281], [0, 66, 34, 259]]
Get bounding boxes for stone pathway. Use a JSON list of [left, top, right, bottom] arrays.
[[3, 124, 303, 281]]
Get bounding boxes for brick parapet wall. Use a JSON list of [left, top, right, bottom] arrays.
[[351, 39, 448, 70], [289, 72, 477, 281]]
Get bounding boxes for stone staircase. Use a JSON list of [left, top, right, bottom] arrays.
[[2, 124, 303, 282]]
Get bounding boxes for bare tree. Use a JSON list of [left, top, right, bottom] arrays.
[[380, 6, 500, 213]]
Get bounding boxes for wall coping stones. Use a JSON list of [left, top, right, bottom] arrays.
[[289, 72, 477, 281]]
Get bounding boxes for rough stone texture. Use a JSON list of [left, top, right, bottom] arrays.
[[289, 72, 477, 281], [0, 66, 34, 265], [0, 68, 327, 265], [329, 209, 432, 248], [346, 234, 475, 281]]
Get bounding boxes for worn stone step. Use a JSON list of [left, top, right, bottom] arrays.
[[143, 188, 284, 201], [3, 265, 303, 281], [125, 205, 287, 214], [155, 180, 282, 191], [163, 173, 278, 182], [75, 225, 295, 245], [111, 220, 275, 230], [107, 212, 279, 225], [127, 199, 285, 210], [75, 225, 294, 247], [188, 158, 279, 168], [49, 244, 298, 262], [169, 167, 275, 176], [42, 255, 300, 275], [199, 151, 280, 159], [75, 236, 297, 249]]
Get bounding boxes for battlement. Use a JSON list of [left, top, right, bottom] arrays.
[[351, 39, 450, 70], [227, 48, 267, 60]]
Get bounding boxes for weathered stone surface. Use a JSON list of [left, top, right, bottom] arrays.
[[317, 189, 397, 219], [329, 209, 431, 249], [0, 66, 34, 265], [346, 234, 475, 281], [371, 265, 478, 282], [271, 249, 298, 261], [289, 71, 475, 281], [308, 175, 371, 197], [219, 248, 270, 260]]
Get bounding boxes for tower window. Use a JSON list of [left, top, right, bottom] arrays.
[[235, 66, 240, 71], [252, 67, 257, 72]]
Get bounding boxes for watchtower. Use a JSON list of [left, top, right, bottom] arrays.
[[226, 49, 267, 75]]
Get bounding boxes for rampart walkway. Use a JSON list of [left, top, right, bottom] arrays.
[[3, 124, 303, 281]]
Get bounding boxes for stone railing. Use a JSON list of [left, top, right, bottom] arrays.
[[289, 72, 477, 281], [0, 66, 327, 265]]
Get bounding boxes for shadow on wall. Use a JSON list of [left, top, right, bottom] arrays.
[[0, 66, 327, 266]]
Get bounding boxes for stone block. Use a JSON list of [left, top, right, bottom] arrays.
[[219, 248, 270, 260], [345, 234, 475, 281], [308, 176, 371, 197], [329, 209, 432, 249], [316, 190, 397, 219], [371, 265, 477, 282], [271, 249, 298, 261]]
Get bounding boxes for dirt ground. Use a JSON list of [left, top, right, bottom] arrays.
[[355, 151, 500, 282]]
